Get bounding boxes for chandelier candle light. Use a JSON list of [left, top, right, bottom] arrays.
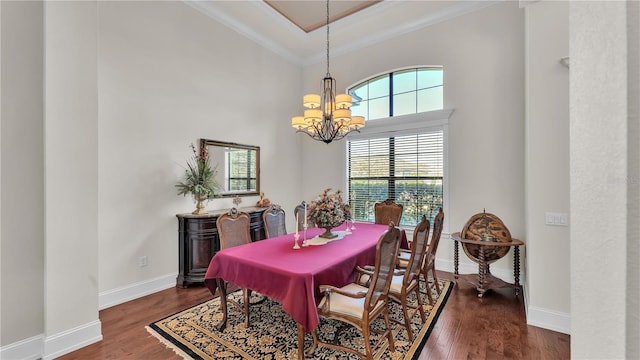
[[291, 0, 365, 144]]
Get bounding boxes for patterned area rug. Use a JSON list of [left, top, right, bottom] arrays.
[[147, 279, 452, 359]]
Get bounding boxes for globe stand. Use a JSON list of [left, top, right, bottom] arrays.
[[451, 232, 524, 297]]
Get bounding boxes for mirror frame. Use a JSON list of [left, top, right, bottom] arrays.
[[199, 139, 260, 198]]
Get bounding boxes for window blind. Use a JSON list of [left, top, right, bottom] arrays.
[[348, 130, 443, 227]]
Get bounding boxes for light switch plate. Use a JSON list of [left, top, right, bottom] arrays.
[[545, 212, 569, 226]]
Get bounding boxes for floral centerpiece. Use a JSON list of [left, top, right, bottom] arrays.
[[176, 143, 219, 215], [307, 188, 350, 239]]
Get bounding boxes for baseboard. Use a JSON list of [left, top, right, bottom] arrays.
[[0, 334, 43, 360], [521, 286, 571, 335], [98, 272, 177, 310], [1, 274, 177, 360], [0, 320, 102, 360], [43, 320, 102, 360], [526, 306, 571, 335], [436, 258, 570, 335]]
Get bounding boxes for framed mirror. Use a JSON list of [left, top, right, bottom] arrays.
[[199, 139, 260, 198]]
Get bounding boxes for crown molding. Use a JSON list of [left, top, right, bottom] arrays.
[[305, 0, 504, 66], [183, 0, 305, 65], [519, 0, 541, 8], [184, 0, 505, 66]]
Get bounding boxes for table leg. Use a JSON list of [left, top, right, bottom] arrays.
[[215, 278, 228, 331], [297, 324, 305, 359], [454, 240, 459, 279], [514, 246, 521, 296]]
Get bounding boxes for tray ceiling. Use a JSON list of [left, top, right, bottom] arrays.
[[185, 0, 503, 65]]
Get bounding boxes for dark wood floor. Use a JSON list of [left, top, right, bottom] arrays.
[[58, 271, 570, 359]]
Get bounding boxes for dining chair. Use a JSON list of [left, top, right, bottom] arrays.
[[397, 215, 430, 269], [293, 201, 313, 230], [216, 208, 253, 326], [312, 223, 401, 359], [388, 215, 430, 341], [262, 204, 286, 238], [374, 199, 403, 226], [422, 207, 445, 305]]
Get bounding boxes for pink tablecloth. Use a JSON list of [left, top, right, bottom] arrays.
[[204, 222, 395, 332]]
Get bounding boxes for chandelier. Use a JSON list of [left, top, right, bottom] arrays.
[[291, 0, 365, 144]]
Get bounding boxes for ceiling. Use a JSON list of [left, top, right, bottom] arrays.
[[184, 0, 502, 65], [263, 0, 381, 33]]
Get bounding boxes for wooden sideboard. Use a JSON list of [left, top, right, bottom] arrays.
[[176, 206, 267, 287]]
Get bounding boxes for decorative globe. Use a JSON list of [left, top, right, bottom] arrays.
[[460, 212, 512, 264]]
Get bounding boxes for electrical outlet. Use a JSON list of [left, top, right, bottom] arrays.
[[138, 256, 148, 267]]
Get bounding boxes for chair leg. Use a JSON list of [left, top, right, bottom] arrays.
[[422, 270, 434, 306], [431, 267, 441, 294], [383, 305, 395, 353], [400, 294, 414, 341], [414, 286, 426, 323], [362, 323, 374, 360]]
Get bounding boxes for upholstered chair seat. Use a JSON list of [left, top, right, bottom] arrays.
[[389, 273, 417, 296], [318, 283, 385, 319], [397, 250, 411, 268]]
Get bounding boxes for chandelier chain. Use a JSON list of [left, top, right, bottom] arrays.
[[326, 0, 330, 76]]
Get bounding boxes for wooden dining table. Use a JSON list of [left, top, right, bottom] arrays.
[[203, 222, 405, 359]]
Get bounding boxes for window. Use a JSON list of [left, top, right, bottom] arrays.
[[346, 66, 446, 227], [349, 67, 443, 121], [348, 131, 443, 227], [225, 148, 257, 192]]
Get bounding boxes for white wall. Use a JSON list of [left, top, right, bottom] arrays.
[[524, 1, 570, 333], [0, 0, 2, 350], [570, 1, 639, 357], [44, 1, 102, 357], [0, 0, 45, 353], [301, 1, 525, 281], [628, 3, 640, 357], [96, 1, 302, 294]]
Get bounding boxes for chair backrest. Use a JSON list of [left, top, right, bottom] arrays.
[[427, 208, 445, 262], [263, 205, 287, 238], [365, 223, 402, 313], [374, 199, 403, 226], [404, 215, 430, 285], [294, 201, 313, 229], [216, 208, 251, 249]]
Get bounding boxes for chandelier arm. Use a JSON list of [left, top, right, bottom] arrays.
[[295, 123, 361, 144], [296, 129, 321, 140], [328, 120, 340, 139]]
